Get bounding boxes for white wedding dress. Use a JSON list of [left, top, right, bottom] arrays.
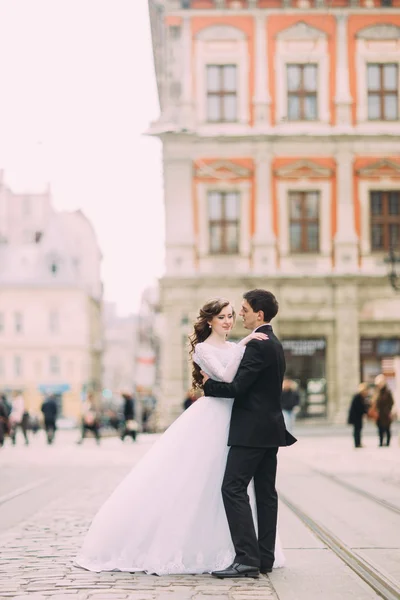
[[75, 341, 285, 575]]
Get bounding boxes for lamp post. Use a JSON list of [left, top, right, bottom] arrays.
[[384, 247, 400, 292], [180, 314, 190, 393]]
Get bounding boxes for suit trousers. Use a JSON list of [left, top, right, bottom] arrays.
[[222, 446, 278, 569]]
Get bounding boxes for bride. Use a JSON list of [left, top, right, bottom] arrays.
[[75, 298, 285, 575]]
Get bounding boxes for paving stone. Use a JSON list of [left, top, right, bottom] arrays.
[[0, 436, 278, 600]]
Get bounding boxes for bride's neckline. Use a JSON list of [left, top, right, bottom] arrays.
[[202, 341, 232, 350]]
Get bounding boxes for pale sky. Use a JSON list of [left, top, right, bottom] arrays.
[[0, 0, 164, 315]]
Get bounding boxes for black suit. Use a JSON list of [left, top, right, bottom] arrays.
[[203, 324, 296, 570]]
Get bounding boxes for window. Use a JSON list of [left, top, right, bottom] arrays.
[[287, 64, 318, 121], [15, 312, 23, 333], [370, 191, 400, 251], [206, 65, 237, 123], [49, 311, 59, 333], [15, 356, 22, 377], [208, 191, 240, 254], [0, 313, 3, 333], [49, 355, 60, 375], [381, 0, 393, 6], [367, 64, 398, 121], [289, 191, 320, 253]]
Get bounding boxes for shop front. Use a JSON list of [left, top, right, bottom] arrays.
[[281, 338, 328, 418], [360, 338, 400, 393]]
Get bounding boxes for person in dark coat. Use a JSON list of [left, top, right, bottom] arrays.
[[348, 383, 369, 448], [120, 393, 138, 442], [41, 394, 58, 444], [281, 378, 300, 434], [373, 374, 394, 447], [202, 289, 296, 579], [0, 395, 10, 447]]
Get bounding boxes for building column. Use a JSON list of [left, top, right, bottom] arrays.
[[163, 155, 196, 275], [334, 150, 359, 272], [333, 283, 360, 422], [253, 14, 271, 126], [252, 148, 277, 274], [180, 15, 194, 130], [334, 14, 353, 127]]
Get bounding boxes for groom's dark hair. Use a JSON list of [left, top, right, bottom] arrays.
[[243, 289, 279, 323]]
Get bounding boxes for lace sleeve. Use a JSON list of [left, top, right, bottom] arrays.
[[193, 343, 245, 383]]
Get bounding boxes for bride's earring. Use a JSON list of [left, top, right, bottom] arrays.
[[208, 324, 212, 329]]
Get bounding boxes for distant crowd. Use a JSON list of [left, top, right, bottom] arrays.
[[0, 390, 157, 448]]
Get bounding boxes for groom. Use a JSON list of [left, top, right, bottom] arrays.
[[202, 289, 296, 579]]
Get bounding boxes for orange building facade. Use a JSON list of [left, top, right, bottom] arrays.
[[149, 0, 400, 427]]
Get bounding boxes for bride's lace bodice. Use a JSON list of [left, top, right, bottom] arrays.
[[193, 342, 245, 383]]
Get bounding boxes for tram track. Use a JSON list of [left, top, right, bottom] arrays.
[[312, 468, 400, 516], [280, 492, 400, 600], [0, 478, 50, 507]]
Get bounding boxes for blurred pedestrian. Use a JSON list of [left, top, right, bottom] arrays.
[[183, 390, 197, 411], [30, 414, 41, 435], [371, 374, 394, 447], [281, 378, 300, 434], [0, 395, 10, 447], [141, 394, 156, 433], [348, 383, 369, 448], [9, 390, 29, 446], [77, 393, 101, 445], [41, 394, 58, 445], [120, 392, 138, 442]]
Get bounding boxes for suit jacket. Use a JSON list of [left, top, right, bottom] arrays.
[[203, 325, 297, 448], [347, 393, 367, 427]]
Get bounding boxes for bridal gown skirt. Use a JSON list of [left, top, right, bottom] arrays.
[[75, 396, 285, 575]]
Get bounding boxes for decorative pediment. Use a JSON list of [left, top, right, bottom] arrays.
[[356, 159, 400, 178], [196, 25, 247, 42], [276, 21, 326, 41], [274, 159, 333, 179], [194, 160, 252, 179], [357, 24, 400, 40]]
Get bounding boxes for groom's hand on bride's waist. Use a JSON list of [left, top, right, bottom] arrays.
[[201, 370, 210, 385]]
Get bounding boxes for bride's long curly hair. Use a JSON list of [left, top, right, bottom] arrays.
[[189, 298, 235, 390]]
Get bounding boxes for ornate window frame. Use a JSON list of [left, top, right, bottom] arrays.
[[196, 179, 251, 259], [277, 178, 332, 273], [359, 177, 400, 258], [356, 25, 400, 127], [195, 25, 250, 132], [275, 22, 330, 128]]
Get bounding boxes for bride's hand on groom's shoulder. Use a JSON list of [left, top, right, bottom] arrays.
[[200, 370, 210, 384], [239, 332, 269, 346]]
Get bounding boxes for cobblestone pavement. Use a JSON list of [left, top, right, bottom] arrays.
[[0, 433, 278, 600]]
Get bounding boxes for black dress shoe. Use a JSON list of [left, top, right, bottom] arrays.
[[260, 566, 273, 574], [211, 562, 259, 579]]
